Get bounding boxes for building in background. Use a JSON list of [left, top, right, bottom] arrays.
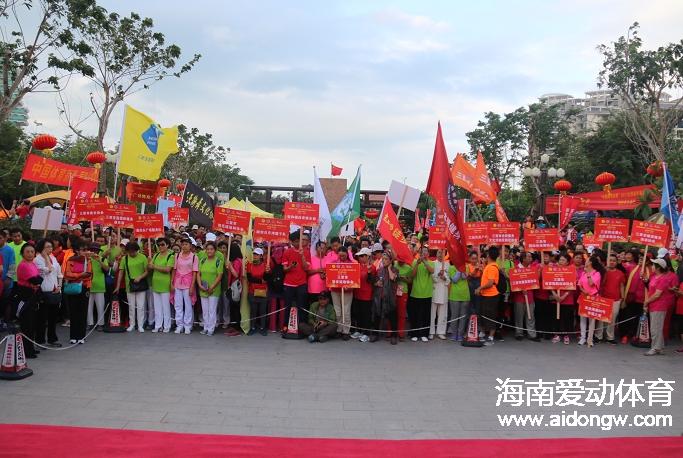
[[7, 102, 28, 127]]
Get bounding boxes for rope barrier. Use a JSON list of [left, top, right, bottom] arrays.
[[478, 314, 640, 335]]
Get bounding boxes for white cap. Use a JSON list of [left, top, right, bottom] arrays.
[[253, 247, 264, 256], [69, 224, 82, 230], [656, 247, 668, 259], [191, 224, 199, 230], [205, 232, 217, 242], [51, 202, 62, 209], [189, 236, 198, 246], [652, 258, 667, 269], [371, 243, 383, 252], [357, 247, 372, 257], [121, 238, 130, 246]]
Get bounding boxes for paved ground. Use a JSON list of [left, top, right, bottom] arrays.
[[2, 328, 682, 439]]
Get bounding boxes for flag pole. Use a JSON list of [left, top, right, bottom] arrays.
[[662, 162, 677, 237]]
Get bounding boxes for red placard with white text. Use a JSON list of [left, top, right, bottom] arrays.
[[541, 265, 577, 290], [283, 202, 319, 226], [581, 234, 601, 249], [325, 263, 361, 289], [168, 207, 190, 227], [524, 228, 559, 252], [487, 222, 520, 245], [594, 217, 630, 242], [213, 207, 251, 234], [578, 294, 613, 322], [74, 197, 108, 222], [133, 214, 164, 239], [508, 267, 540, 292], [630, 220, 669, 247], [102, 203, 136, 228], [464, 222, 489, 246], [428, 225, 447, 249], [253, 217, 290, 242]]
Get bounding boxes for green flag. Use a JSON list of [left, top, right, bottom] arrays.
[[329, 166, 361, 237]]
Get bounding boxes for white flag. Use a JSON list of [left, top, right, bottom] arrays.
[[311, 167, 332, 254]]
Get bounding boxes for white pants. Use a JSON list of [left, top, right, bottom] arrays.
[[603, 300, 621, 341], [650, 311, 666, 351], [580, 316, 602, 344], [174, 288, 193, 330], [153, 292, 172, 331], [201, 296, 219, 332], [127, 291, 146, 329], [331, 290, 353, 334], [146, 289, 155, 325], [430, 301, 447, 336], [87, 292, 105, 326]]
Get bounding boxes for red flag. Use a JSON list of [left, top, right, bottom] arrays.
[[559, 196, 579, 230], [354, 217, 366, 233], [378, 200, 413, 264], [414, 211, 422, 233], [450, 153, 476, 193], [425, 122, 467, 270], [475, 151, 496, 203], [67, 177, 98, 224], [494, 198, 509, 222], [331, 163, 343, 176]]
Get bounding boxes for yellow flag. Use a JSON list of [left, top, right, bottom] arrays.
[[117, 105, 178, 181]]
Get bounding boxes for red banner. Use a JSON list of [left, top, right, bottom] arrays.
[[252, 217, 290, 243], [73, 197, 108, 222], [67, 176, 98, 224], [524, 228, 559, 252], [581, 234, 601, 249], [509, 267, 540, 292], [325, 262, 361, 289], [126, 182, 161, 204], [283, 202, 320, 226], [558, 196, 580, 229], [545, 185, 658, 213], [167, 207, 189, 227], [464, 222, 489, 246], [213, 207, 251, 234], [542, 265, 577, 290], [594, 217, 630, 242], [102, 203, 136, 228], [487, 222, 519, 245], [377, 201, 414, 264], [578, 294, 613, 322], [630, 220, 669, 247], [21, 153, 99, 187], [428, 225, 447, 250], [134, 214, 164, 239]]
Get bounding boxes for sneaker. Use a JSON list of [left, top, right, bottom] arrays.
[[61, 320, 71, 327], [247, 328, 256, 336], [47, 341, 62, 348], [319, 336, 329, 343], [428, 334, 434, 340], [437, 335, 446, 340], [96, 325, 104, 331], [152, 328, 160, 333], [478, 331, 485, 339], [78, 339, 85, 344], [308, 334, 316, 343], [411, 336, 418, 342], [69, 339, 77, 344], [207, 331, 214, 336], [184, 328, 191, 335], [552, 335, 560, 343], [607, 339, 618, 345], [163, 328, 170, 333], [578, 338, 586, 346], [126, 325, 135, 332], [138, 327, 145, 333], [174, 327, 183, 334], [420, 336, 428, 342], [644, 349, 661, 356], [484, 336, 494, 346], [259, 328, 268, 336], [222, 323, 229, 329], [369, 335, 378, 343], [456, 335, 463, 342], [359, 334, 370, 343], [563, 336, 570, 345], [200, 330, 208, 335], [351, 331, 362, 339]]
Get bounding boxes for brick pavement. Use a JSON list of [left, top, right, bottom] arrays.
[[2, 329, 682, 439]]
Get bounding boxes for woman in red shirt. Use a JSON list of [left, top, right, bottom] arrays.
[[535, 252, 553, 340], [643, 259, 678, 355], [600, 254, 626, 345], [353, 247, 375, 342], [551, 254, 576, 345]]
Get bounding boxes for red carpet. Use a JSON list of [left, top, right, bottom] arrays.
[[1, 424, 681, 457]]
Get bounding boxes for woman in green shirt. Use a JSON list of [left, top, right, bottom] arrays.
[[148, 237, 175, 333], [87, 243, 109, 330], [409, 246, 434, 342], [197, 241, 224, 336], [114, 242, 149, 332], [448, 264, 470, 341]]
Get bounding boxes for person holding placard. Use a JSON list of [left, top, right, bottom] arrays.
[[171, 238, 198, 335], [429, 249, 450, 340], [149, 237, 175, 333], [353, 247, 375, 342], [34, 239, 62, 347], [330, 249, 354, 340], [476, 247, 501, 346], [511, 252, 540, 342], [282, 232, 309, 331], [372, 252, 399, 344], [534, 252, 554, 340], [246, 247, 268, 336], [63, 241, 93, 344], [409, 246, 434, 342], [550, 254, 577, 345], [447, 263, 469, 342], [643, 259, 678, 355], [86, 243, 109, 331], [600, 254, 626, 345], [577, 257, 605, 347], [197, 241, 224, 336]]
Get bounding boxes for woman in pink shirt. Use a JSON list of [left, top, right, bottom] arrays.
[[578, 257, 605, 347], [16, 244, 42, 358], [172, 238, 198, 334], [307, 241, 328, 304], [643, 259, 677, 355]]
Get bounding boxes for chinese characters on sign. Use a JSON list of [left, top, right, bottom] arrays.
[[508, 267, 540, 292], [126, 182, 159, 204], [133, 214, 164, 239], [578, 294, 614, 322], [21, 153, 99, 187], [594, 217, 630, 242], [524, 228, 560, 252], [542, 265, 577, 290], [102, 204, 136, 228], [487, 222, 520, 245], [73, 197, 108, 222], [213, 207, 251, 234], [429, 225, 447, 249], [252, 217, 290, 242], [630, 220, 669, 247], [464, 222, 489, 246], [283, 202, 320, 226], [167, 207, 190, 227], [325, 263, 361, 289]]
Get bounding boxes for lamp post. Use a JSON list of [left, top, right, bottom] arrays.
[[523, 153, 565, 220]]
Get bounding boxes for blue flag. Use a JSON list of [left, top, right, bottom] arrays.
[[660, 164, 680, 235]]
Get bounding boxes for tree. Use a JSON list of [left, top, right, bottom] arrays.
[[56, 3, 201, 190], [598, 23, 683, 163], [163, 124, 253, 199], [0, 0, 95, 124]]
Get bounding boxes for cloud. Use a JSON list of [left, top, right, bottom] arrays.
[[373, 8, 450, 31]]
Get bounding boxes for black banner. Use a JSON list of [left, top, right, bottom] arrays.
[[181, 180, 214, 228]]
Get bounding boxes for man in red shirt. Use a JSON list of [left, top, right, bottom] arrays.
[[600, 254, 626, 344], [282, 232, 309, 329]]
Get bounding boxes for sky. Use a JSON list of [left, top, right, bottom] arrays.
[[22, 0, 683, 191]]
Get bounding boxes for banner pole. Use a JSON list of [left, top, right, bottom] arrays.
[[266, 243, 271, 270], [341, 287, 346, 334], [43, 209, 51, 238], [148, 238, 152, 258], [607, 241, 612, 263], [524, 293, 531, 321], [641, 245, 649, 272], [299, 227, 303, 251], [556, 291, 561, 321]]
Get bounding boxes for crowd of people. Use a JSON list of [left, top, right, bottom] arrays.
[[1, 215, 682, 360]]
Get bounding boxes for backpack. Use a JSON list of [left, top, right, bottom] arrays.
[[494, 264, 509, 295], [267, 263, 285, 294]]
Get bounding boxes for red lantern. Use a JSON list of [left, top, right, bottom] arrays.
[[595, 172, 616, 194], [86, 151, 106, 169], [32, 134, 58, 156], [176, 183, 185, 192], [364, 209, 379, 219], [646, 161, 663, 177], [158, 178, 171, 189], [553, 179, 572, 194]]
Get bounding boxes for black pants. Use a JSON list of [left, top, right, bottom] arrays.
[[35, 293, 60, 344], [284, 284, 308, 325], [249, 294, 268, 330], [535, 299, 552, 337], [17, 286, 38, 357], [299, 322, 337, 338], [353, 299, 372, 334], [479, 295, 500, 334], [373, 312, 398, 338], [619, 301, 642, 339], [408, 296, 431, 338], [69, 291, 88, 340], [228, 296, 242, 331], [559, 305, 575, 333]]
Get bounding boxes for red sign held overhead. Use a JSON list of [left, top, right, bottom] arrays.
[[524, 228, 559, 252], [429, 225, 447, 249], [283, 202, 320, 226], [126, 182, 160, 204], [252, 217, 290, 243], [102, 203, 136, 228], [630, 220, 669, 247], [542, 265, 577, 290], [213, 207, 251, 234], [73, 197, 108, 222], [508, 267, 540, 292], [578, 294, 613, 322], [133, 214, 164, 239], [594, 217, 630, 242], [167, 207, 190, 227], [464, 222, 489, 246], [487, 222, 520, 245], [581, 234, 601, 249], [325, 262, 361, 289]]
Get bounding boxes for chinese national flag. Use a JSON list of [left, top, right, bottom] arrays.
[[425, 122, 467, 270], [331, 164, 343, 176], [378, 199, 413, 264]]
